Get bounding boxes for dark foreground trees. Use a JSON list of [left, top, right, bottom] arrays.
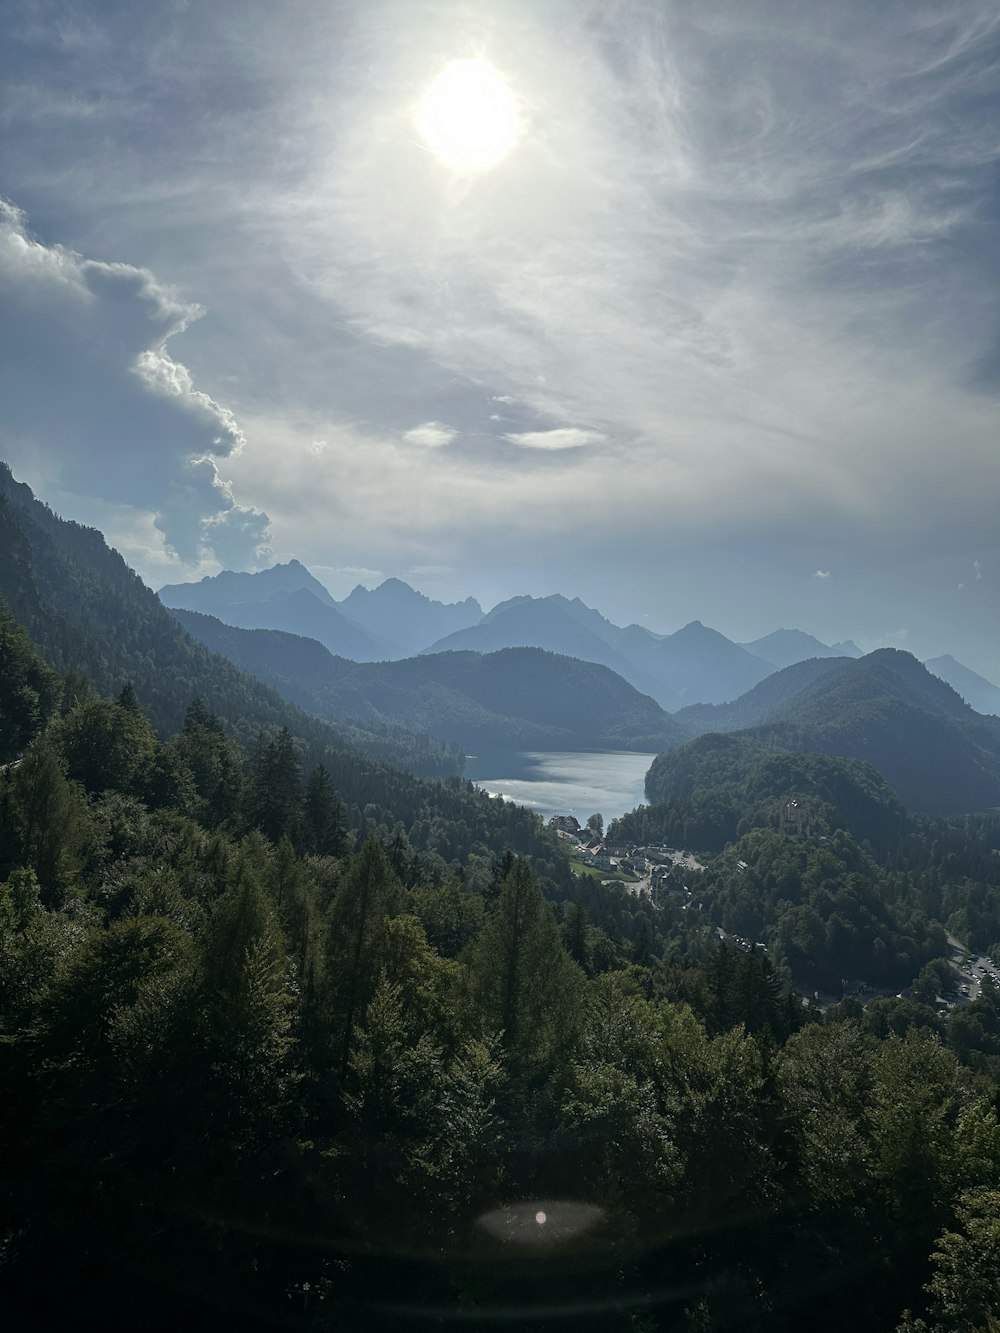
[[2, 678, 1000, 1329]]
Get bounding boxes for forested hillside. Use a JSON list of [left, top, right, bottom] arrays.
[[4, 637, 1000, 1329], [171, 607, 688, 752], [611, 732, 908, 851], [751, 650, 1000, 813], [675, 649, 1000, 814], [0, 464, 560, 861]]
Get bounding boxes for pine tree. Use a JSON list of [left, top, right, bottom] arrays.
[[249, 727, 303, 845], [326, 838, 404, 1074], [467, 857, 583, 1082], [304, 763, 346, 857]]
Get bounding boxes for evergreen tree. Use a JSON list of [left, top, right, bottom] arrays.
[[467, 856, 584, 1082], [200, 844, 296, 1139], [304, 763, 346, 857], [326, 838, 404, 1074], [248, 727, 303, 845], [0, 741, 88, 898]]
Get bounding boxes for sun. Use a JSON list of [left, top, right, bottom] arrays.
[[416, 59, 520, 172]]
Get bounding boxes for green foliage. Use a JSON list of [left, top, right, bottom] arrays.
[[699, 829, 945, 990], [199, 844, 297, 1135], [613, 732, 906, 853], [0, 741, 90, 897], [326, 838, 405, 1071], [410, 877, 485, 957], [303, 762, 347, 856], [7, 462, 1000, 1325], [0, 596, 61, 760], [466, 856, 584, 1081], [54, 695, 158, 796], [777, 1020, 875, 1206], [915, 1188, 1000, 1332]]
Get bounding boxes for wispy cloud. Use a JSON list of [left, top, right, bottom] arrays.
[[814, 569, 832, 580]]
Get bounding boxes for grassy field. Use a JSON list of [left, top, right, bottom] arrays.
[[569, 857, 640, 884]]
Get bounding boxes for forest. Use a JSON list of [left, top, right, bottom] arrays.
[[4, 592, 1000, 1330], [3, 465, 1000, 1329]]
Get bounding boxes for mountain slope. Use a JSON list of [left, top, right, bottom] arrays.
[[613, 730, 908, 849], [925, 655, 1000, 717], [424, 598, 776, 709], [171, 608, 688, 752], [213, 586, 396, 660], [648, 648, 1000, 816], [0, 462, 564, 858], [424, 596, 641, 679], [159, 558, 339, 611], [747, 649, 1000, 813], [626, 620, 775, 708], [676, 656, 856, 734]]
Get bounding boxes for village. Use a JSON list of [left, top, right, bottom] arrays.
[[547, 812, 1000, 1017], [546, 813, 705, 905]]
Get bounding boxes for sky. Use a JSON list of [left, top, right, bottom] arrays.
[[1, 0, 998, 677]]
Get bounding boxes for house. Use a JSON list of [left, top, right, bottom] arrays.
[[549, 814, 582, 834]]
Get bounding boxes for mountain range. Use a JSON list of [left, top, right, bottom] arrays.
[[0, 464, 463, 784], [738, 628, 862, 669], [7, 456, 1000, 821], [160, 561, 1000, 721], [159, 565, 482, 662], [170, 608, 688, 753], [159, 567, 851, 710]]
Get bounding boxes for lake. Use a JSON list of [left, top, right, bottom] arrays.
[[464, 750, 656, 824]]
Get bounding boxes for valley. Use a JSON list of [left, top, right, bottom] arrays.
[[3, 461, 1000, 1333]]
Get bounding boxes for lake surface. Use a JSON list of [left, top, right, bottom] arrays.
[[464, 750, 656, 824]]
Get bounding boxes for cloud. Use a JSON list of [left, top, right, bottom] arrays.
[[259, 0, 998, 547], [403, 421, 456, 448], [814, 569, 832, 580], [1, 2, 999, 678], [0, 199, 268, 569], [974, 559, 983, 579], [505, 428, 604, 451], [133, 349, 245, 456]]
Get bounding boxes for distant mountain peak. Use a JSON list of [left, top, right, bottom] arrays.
[[336, 579, 484, 656], [159, 559, 339, 611], [672, 620, 725, 641], [830, 640, 862, 657], [925, 654, 1000, 717]]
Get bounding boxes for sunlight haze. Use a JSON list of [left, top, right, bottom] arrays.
[[0, 0, 997, 676]]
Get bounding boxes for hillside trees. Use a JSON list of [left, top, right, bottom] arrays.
[[326, 838, 405, 1073], [0, 599, 61, 760], [466, 856, 584, 1082]]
